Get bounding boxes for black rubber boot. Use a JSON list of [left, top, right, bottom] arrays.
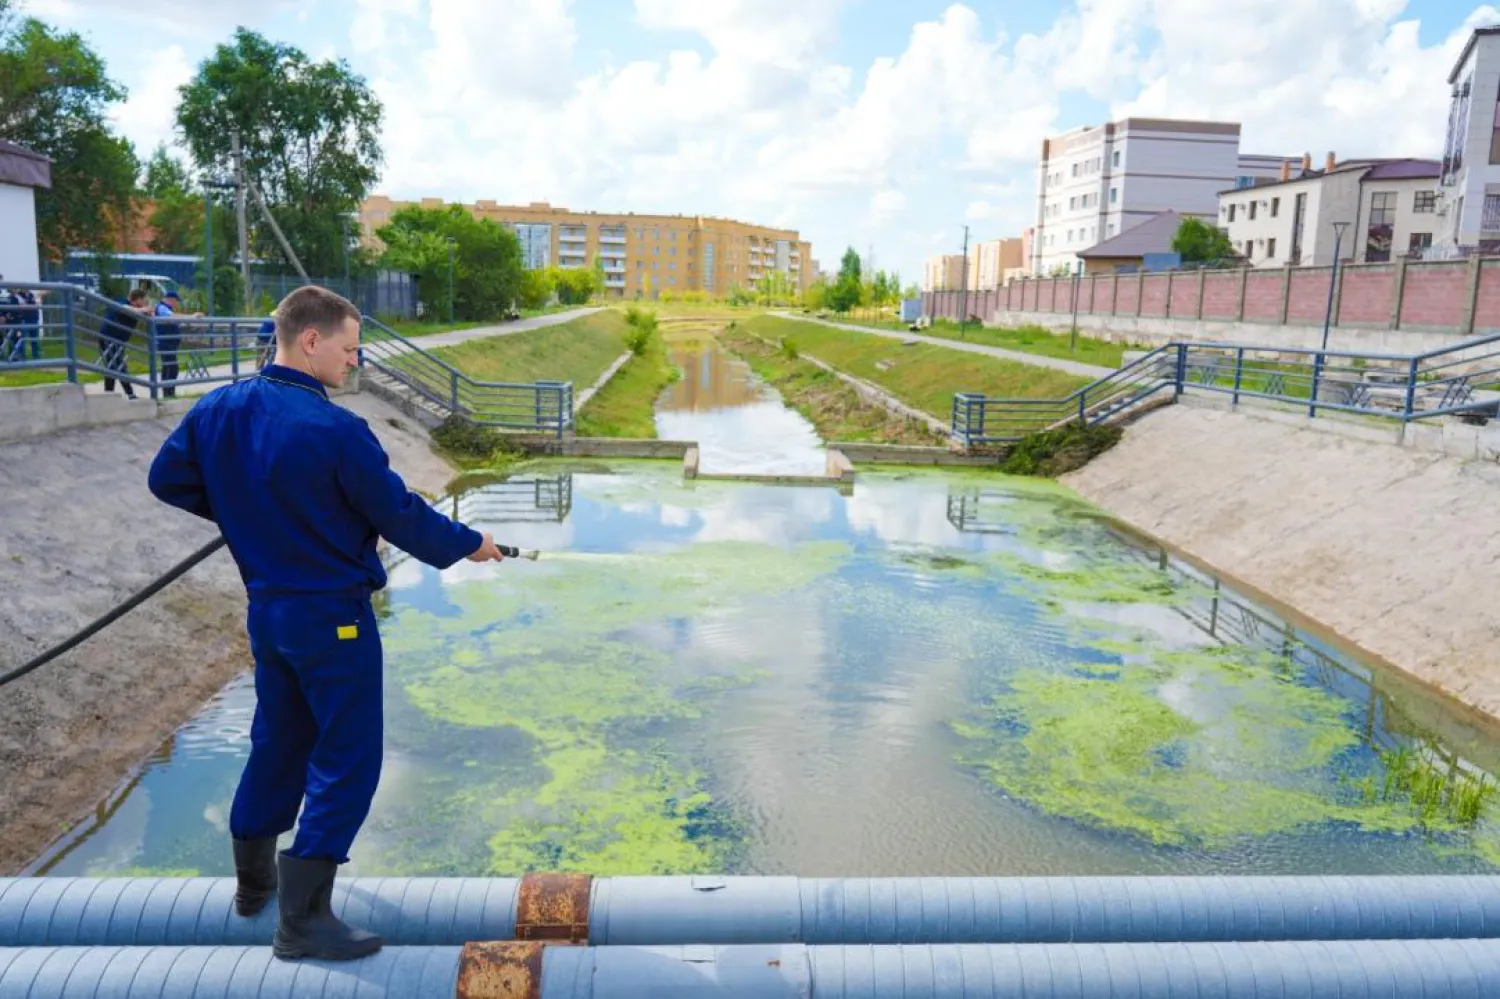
[[272, 852, 382, 961], [231, 836, 278, 917]]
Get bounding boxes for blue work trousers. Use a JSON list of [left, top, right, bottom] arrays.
[[229, 595, 384, 863]]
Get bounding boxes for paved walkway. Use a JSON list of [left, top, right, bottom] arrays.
[[775, 312, 1115, 380], [82, 308, 604, 399]]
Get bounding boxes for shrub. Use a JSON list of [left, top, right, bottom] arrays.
[[431, 414, 521, 467], [999, 422, 1123, 477], [779, 338, 799, 361]]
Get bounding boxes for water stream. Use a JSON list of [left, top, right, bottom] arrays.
[[30, 342, 1500, 879]]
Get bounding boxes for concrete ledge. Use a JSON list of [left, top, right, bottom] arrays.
[[576, 352, 632, 411], [834, 441, 1008, 466], [556, 437, 695, 459], [825, 448, 855, 482], [684, 446, 699, 479], [797, 352, 951, 437], [0, 383, 195, 442], [693, 471, 854, 492]]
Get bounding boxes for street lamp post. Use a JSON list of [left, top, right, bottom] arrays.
[[1310, 220, 1351, 417], [447, 238, 456, 323], [1070, 259, 1083, 353]]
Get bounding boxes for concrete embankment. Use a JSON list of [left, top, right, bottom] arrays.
[[0, 391, 457, 875], [1063, 405, 1500, 722]]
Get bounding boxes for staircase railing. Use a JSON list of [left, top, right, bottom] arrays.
[[358, 316, 573, 437], [951, 331, 1500, 446]]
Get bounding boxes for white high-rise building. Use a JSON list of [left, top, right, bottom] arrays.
[[1030, 117, 1287, 276], [1437, 25, 1500, 254]]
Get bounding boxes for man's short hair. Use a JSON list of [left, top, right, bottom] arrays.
[[274, 285, 360, 345], [127, 289, 148, 304]]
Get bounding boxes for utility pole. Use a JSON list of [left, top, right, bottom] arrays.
[[231, 131, 252, 314], [959, 224, 970, 337]]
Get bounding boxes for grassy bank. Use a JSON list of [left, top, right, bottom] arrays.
[[575, 309, 681, 438], [742, 315, 1091, 420], [427, 309, 629, 387], [717, 321, 949, 446], [803, 312, 1131, 368], [389, 305, 580, 339]]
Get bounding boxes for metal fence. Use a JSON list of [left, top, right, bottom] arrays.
[[951, 332, 1500, 445], [1, 282, 570, 433], [249, 272, 417, 320], [359, 316, 574, 436]]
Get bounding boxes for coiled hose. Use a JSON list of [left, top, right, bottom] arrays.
[[0, 537, 226, 689]]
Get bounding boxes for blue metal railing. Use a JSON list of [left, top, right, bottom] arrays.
[[357, 316, 574, 437], [0, 282, 574, 437], [951, 331, 1500, 445]]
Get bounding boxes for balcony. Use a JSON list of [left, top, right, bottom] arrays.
[[604, 275, 625, 288], [599, 231, 627, 245]]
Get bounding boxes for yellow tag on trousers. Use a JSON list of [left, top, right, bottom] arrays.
[[337, 624, 358, 640]]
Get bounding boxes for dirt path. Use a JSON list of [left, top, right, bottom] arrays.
[[0, 392, 458, 874], [1063, 404, 1500, 723]]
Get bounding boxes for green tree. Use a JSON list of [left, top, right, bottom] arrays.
[[549, 265, 599, 305], [376, 204, 523, 321], [0, 1, 138, 258], [826, 246, 862, 312], [175, 28, 383, 277], [518, 268, 553, 310], [1171, 217, 1237, 264]]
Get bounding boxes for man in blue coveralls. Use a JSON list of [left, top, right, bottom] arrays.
[[148, 285, 505, 961]]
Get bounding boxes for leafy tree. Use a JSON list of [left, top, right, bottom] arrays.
[[550, 265, 599, 305], [826, 246, 862, 312], [902, 282, 920, 301], [376, 204, 523, 320], [803, 278, 828, 311], [0, 1, 138, 257], [1171, 217, 1237, 264], [175, 28, 382, 276], [518, 268, 553, 310]]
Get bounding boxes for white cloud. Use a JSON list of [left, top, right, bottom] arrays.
[[22, 0, 293, 34], [870, 189, 907, 224], [110, 44, 194, 158], [350, 0, 423, 53]]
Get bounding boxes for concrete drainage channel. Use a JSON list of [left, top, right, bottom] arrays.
[[8, 874, 1500, 996]]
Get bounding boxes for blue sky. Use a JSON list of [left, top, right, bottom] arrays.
[[19, 0, 1500, 284]]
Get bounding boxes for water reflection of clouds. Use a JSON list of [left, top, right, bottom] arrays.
[[690, 487, 838, 545], [657, 402, 825, 477]]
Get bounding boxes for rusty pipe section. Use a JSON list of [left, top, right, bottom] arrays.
[[9, 874, 1500, 949], [9, 939, 1500, 997]]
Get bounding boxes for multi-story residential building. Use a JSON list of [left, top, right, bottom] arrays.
[[1031, 117, 1289, 276], [923, 253, 966, 291], [966, 238, 1024, 290], [1437, 25, 1500, 255], [359, 197, 811, 299], [1218, 156, 1441, 267]]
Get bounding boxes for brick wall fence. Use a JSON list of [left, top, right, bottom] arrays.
[[921, 258, 1500, 352]]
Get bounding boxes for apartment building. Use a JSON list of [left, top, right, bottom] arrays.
[[359, 196, 811, 299], [966, 238, 1024, 290], [1031, 117, 1288, 275], [923, 253, 966, 291], [1218, 155, 1441, 267], [1437, 25, 1500, 255]]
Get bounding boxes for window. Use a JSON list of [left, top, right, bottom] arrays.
[[1072, 163, 1079, 177], [1112, 150, 1121, 167], [1235, 176, 1255, 189], [1366, 191, 1397, 261], [1228, 204, 1237, 223], [1109, 187, 1118, 204], [1409, 232, 1433, 255], [1267, 238, 1277, 258], [1413, 190, 1438, 213], [1271, 197, 1280, 218], [1244, 240, 1253, 259], [1290, 192, 1307, 264], [1107, 223, 1116, 236], [1249, 201, 1257, 221], [1069, 197, 1077, 210]]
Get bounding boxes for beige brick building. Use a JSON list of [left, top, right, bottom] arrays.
[[923, 253, 966, 291], [967, 238, 1025, 290], [360, 196, 811, 299]]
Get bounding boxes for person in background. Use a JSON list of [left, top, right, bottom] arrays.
[[12, 286, 42, 361], [99, 289, 149, 399], [154, 288, 203, 398]]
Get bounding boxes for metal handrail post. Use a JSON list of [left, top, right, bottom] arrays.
[[63, 293, 77, 384]]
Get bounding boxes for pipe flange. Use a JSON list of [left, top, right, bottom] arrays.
[[515, 872, 591, 942], [457, 940, 546, 999]]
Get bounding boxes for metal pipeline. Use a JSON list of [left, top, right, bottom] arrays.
[[7, 874, 1500, 948], [6, 939, 1500, 998]]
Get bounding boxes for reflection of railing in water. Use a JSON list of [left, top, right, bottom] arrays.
[[383, 475, 573, 577], [946, 489, 1492, 783]]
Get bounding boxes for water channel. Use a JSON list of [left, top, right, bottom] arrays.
[[32, 340, 1500, 879]]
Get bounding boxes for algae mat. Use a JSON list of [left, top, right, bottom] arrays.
[[36, 466, 1500, 877]]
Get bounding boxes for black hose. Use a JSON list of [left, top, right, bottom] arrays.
[[0, 536, 227, 689]]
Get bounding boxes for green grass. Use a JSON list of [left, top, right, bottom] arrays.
[[388, 305, 581, 339], [806, 311, 1133, 369], [742, 315, 1091, 420], [426, 309, 631, 387], [717, 322, 949, 446], [575, 314, 681, 438]]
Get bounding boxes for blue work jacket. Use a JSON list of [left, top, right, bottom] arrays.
[[148, 364, 481, 600]]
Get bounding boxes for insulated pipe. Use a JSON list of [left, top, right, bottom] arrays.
[[7, 940, 1500, 998], [8, 874, 1500, 949]]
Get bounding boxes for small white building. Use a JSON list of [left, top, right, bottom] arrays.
[[1438, 25, 1500, 254], [0, 141, 52, 283], [1031, 116, 1290, 276], [1217, 156, 1441, 267]]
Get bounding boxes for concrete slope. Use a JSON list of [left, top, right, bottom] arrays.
[[0, 392, 458, 875], [1063, 404, 1500, 722]]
